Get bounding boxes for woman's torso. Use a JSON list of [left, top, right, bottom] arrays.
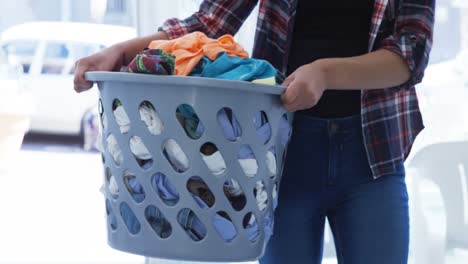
[[287, 0, 374, 118]]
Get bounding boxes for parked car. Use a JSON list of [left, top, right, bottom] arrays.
[[0, 22, 136, 145]]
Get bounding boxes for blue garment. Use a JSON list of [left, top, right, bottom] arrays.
[[260, 114, 409, 264], [111, 201, 172, 238], [126, 177, 145, 203], [189, 53, 291, 157], [116, 53, 292, 240], [106, 199, 118, 230], [118, 176, 261, 242], [193, 196, 237, 242], [152, 172, 179, 206], [216, 108, 256, 159], [136, 159, 152, 169], [123, 174, 180, 206], [217, 108, 290, 159], [188, 196, 261, 243], [145, 205, 172, 238], [117, 202, 171, 237], [176, 104, 205, 139], [263, 212, 274, 240], [216, 108, 242, 141], [117, 175, 178, 236], [190, 52, 277, 82], [177, 207, 208, 241], [120, 202, 141, 235], [244, 216, 260, 242], [253, 111, 272, 145]]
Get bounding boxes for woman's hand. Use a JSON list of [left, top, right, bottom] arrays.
[[73, 31, 169, 93], [281, 61, 328, 112], [280, 49, 413, 112], [74, 45, 125, 93]]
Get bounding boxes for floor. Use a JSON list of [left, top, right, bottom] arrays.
[[1, 133, 467, 264], [0, 134, 143, 264]]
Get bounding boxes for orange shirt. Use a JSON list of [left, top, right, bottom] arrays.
[[149, 32, 248, 76]]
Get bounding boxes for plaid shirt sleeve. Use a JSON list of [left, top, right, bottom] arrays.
[[377, 0, 435, 88], [158, 0, 258, 40]]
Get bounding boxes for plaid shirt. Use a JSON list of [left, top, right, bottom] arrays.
[[159, 0, 435, 178]]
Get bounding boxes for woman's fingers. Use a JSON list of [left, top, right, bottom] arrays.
[[73, 59, 94, 93], [281, 81, 299, 112]]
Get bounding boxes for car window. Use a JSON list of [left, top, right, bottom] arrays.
[[67, 43, 101, 74], [41, 42, 70, 74], [2, 40, 38, 74], [0, 47, 21, 79]]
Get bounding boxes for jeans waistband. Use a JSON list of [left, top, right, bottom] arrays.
[[293, 113, 362, 134]]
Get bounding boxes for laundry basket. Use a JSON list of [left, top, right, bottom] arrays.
[[85, 72, 293, 262]]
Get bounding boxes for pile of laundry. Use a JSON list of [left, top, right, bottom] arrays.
[[107, 102, 288, 240], [107, 171, 277, 242], [127, 31, 283, 83], [109, 103, 290, 175], [102, 32, 293, 242]]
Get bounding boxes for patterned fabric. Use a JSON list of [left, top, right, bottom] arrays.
[[125, 49, 175, 75], [189, 52, 278, 82], [148, 32, 249, 76], [158, 0, 435, 178]]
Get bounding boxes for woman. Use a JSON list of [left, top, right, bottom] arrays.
[[74, 0, 434, 263]]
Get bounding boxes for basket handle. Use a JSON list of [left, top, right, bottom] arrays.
[[85, 71, 287, 95]]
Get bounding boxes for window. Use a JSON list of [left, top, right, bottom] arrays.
[[68, 43, 99, 61], [41, 42, 69, 74], [66, 43, 101, 74], [2, 41, 38, 74], [41, 42, 100, 75], [107, 0, 126, 13]]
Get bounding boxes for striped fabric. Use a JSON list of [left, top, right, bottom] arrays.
[[159, 0, 435, 178]]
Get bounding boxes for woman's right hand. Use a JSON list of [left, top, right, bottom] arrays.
[[73, 44, 125, 93], [73, 32, 169, 93]]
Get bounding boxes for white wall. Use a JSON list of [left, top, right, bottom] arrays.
[[0, 0, 34, 33]]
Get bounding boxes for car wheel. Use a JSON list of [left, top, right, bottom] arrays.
[[81, 109, 100, 151]]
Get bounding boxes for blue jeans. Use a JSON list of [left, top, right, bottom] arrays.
[[260, 114, 409, 264]]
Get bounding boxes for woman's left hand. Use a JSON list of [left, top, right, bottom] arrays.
[[281, 61, 328, 112]]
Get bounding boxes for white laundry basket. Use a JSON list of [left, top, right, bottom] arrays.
[[86, 72, 293, 262]]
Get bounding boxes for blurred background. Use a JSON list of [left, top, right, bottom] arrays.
[[0, 0, 467, 263]]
